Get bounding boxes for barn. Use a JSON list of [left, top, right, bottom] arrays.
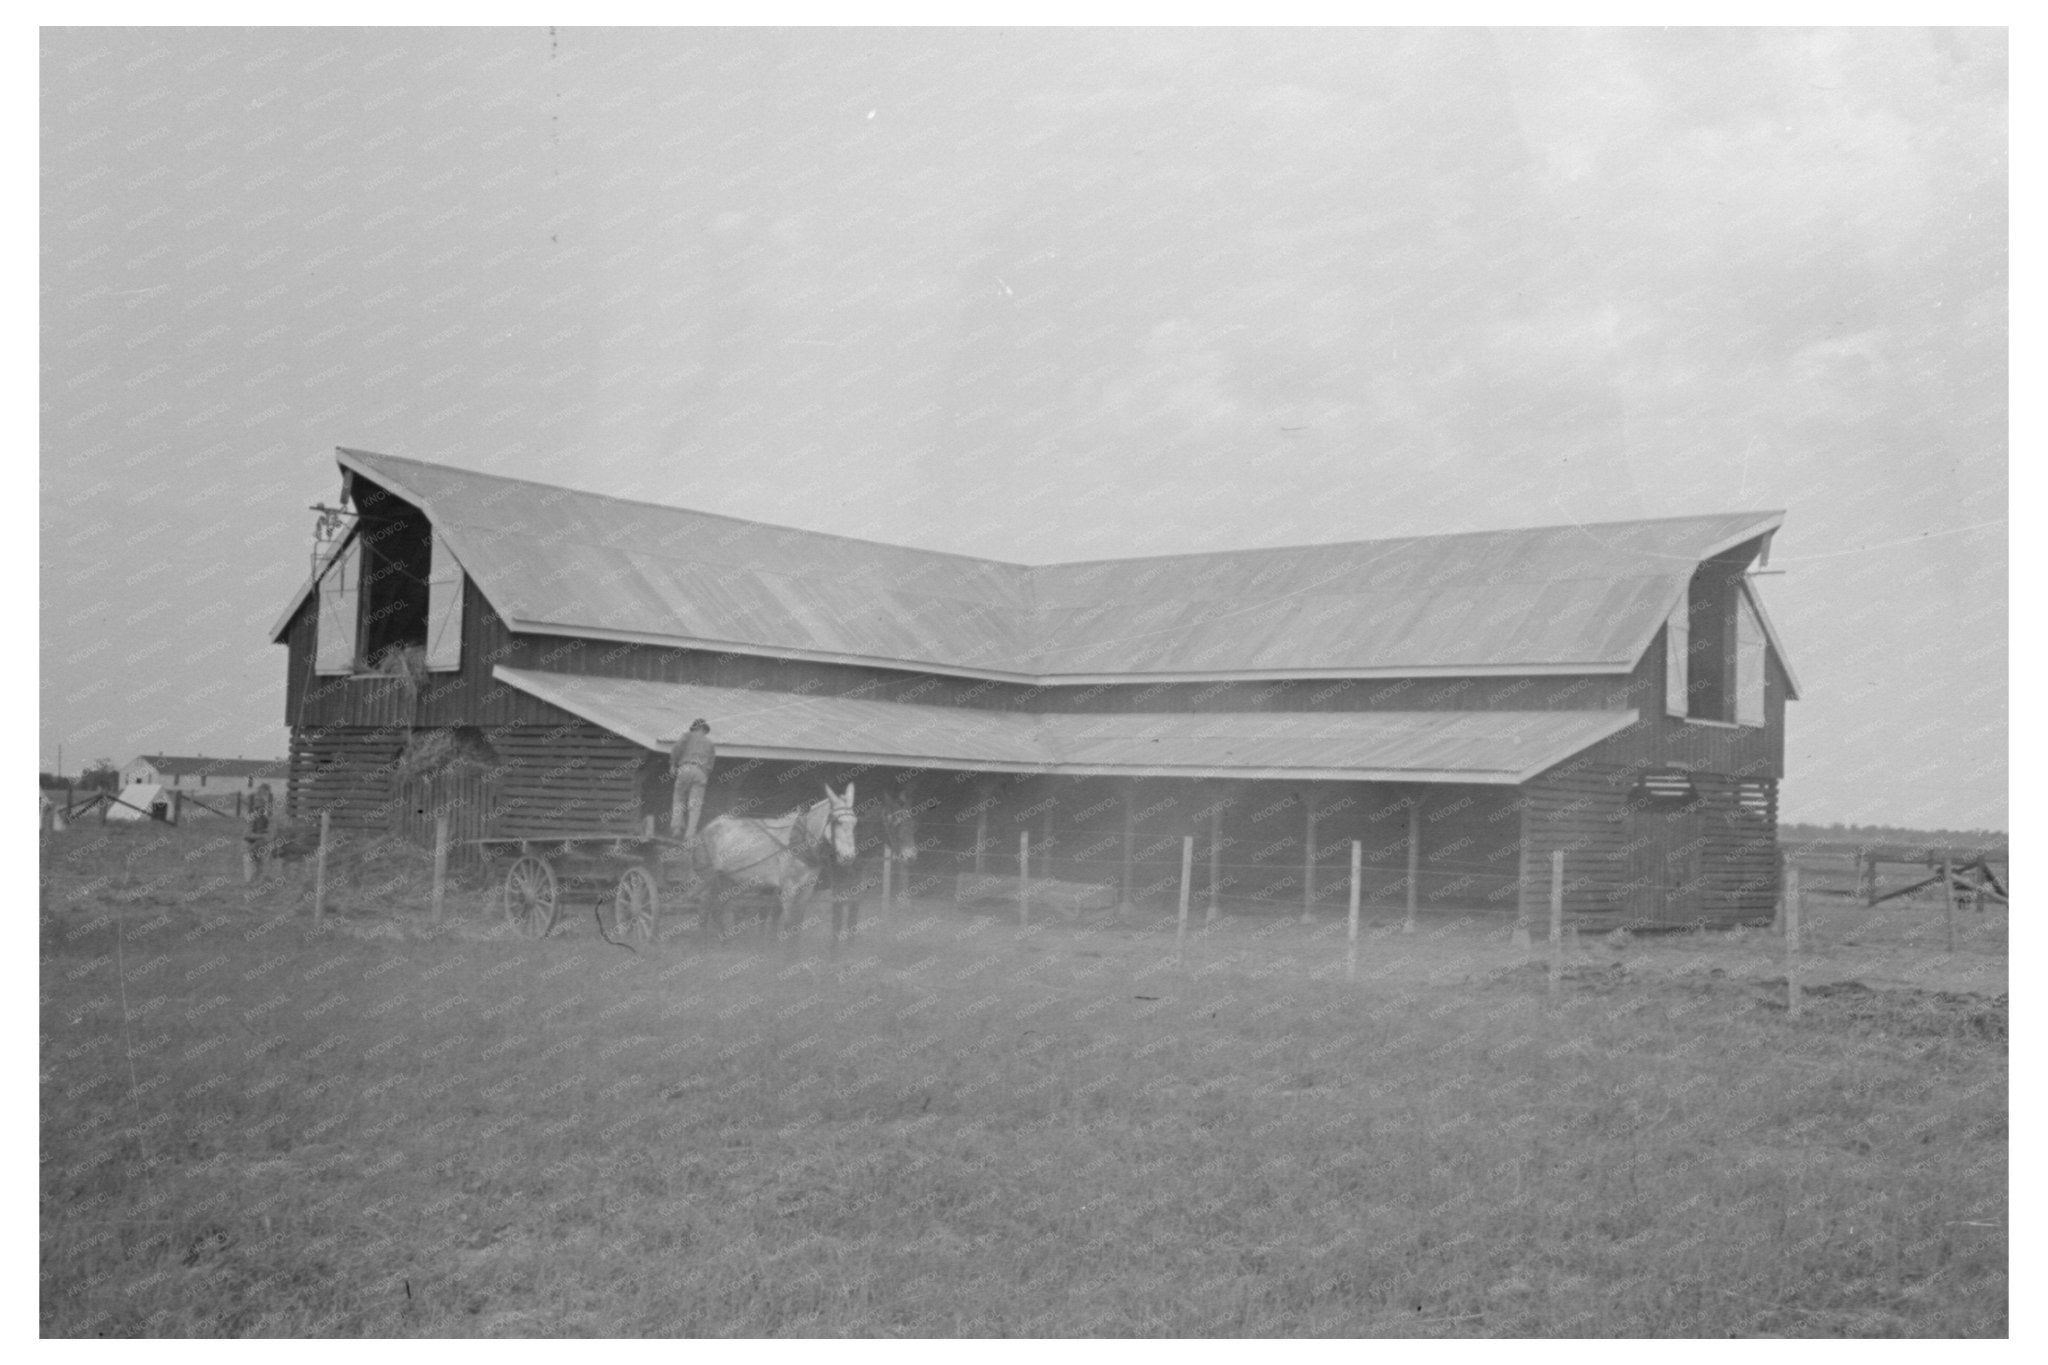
[[269, 448, 1798, 929]]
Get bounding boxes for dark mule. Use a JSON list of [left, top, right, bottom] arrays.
[[826, 789, 921, 945]]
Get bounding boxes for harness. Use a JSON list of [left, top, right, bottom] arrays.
[[694, 800, 853, 877]]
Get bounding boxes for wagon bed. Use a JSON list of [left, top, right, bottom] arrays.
[[472, 832, 695, 942]]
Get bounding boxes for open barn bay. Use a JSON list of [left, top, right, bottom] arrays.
[[41, 824, 2005, 1336]]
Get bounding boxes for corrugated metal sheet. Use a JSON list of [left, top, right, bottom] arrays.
[[496, 667, 1639, 784], [292, 449, 1783, 685]]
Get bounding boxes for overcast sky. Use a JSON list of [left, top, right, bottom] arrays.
[[38, 27, 2006, 828]]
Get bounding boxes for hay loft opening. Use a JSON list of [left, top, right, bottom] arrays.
[[354, 477, 432, 668], [311, 472, 465, 677], [1665, 541, 1770, 727]]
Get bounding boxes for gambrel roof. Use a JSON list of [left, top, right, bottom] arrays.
[[273, 448, 1794, 691]]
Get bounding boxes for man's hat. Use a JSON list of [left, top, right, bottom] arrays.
[[690, 719, 710, 732]]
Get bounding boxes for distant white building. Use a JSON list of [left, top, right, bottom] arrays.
[[118, 755, 289, 791]]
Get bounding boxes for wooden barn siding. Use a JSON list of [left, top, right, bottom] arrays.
[[393, 771, 496, 860], [1515, 764, 1631, 924], [287, 727, 409, 832], [1690, 772, 1780, 920], [1013, 673, 1640, 715], [288, 715, 646, 841], [489, 725, 646, 837], [1515, 759, 1779, 928], [284, 578, 566, 730], [1521, 627, 1787, 781]]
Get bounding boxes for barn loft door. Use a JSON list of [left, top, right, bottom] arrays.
[[1631, 808, 1704, 925]]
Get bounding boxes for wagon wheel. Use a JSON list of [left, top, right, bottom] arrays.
[[611, 866, 660, 944], [505, 855, 559, 938]]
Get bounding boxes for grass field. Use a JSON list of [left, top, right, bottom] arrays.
[[40, 822, 2006, 1337]]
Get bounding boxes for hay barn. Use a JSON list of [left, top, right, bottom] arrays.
[[269, 448, 1798, 928]]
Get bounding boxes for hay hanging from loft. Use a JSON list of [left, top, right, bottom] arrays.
[[393, 727, 502, 784], [369, 643, 428, 683]]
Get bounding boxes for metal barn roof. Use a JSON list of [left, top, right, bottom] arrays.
[[495, 667, 1640, 784], [275, 448, 1789, 687]]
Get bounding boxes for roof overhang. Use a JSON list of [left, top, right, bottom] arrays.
[[494, 666, 1639, 786], [1695, 516, 1785, 564], [496, 619, 1643, 686]]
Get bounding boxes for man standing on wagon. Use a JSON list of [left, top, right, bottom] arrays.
[[670, 719, 716, 841]]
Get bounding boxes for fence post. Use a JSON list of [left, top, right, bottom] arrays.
[[1773, 850, 1787, 933], [235, 790, 243, 820], [313, 810, 332, 928], [1405, 795, 1421, 934], [99, 790, 108, 825], [1300, 793, 1317, 924], [1943, 856, 1956, 953], [1018, 829, 1029, 927], [1177, 835, 1193, 965], [1548, 849, 1564, 996], [1512, 853, 1532, 950], [1786, 863, 1802, 1019], [975, 807, 989, 877], [172, 789, 183, 825], [1207, 802, 1222, 924], [1347, 839, 1361, 981], [1119, 787, 1135, 920], [882, 846, 894, 922], [431, 814, 449, 924]]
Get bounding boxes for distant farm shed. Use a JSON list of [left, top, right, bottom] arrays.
[[270, 448, 1798, 929]]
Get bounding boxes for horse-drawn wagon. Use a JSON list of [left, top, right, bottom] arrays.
[[473, 832, 683, 943], [472, 783, 906, 946]]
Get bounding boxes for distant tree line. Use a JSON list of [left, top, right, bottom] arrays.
[[1781, 821, 2005, 849], [39, 760, 119, 792]]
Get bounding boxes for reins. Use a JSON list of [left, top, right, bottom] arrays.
[[592, 901, 638, 954]]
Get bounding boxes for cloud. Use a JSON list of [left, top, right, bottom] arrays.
[[1481, 300, 1639, 379], [1497, 28, 1986, 283]]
